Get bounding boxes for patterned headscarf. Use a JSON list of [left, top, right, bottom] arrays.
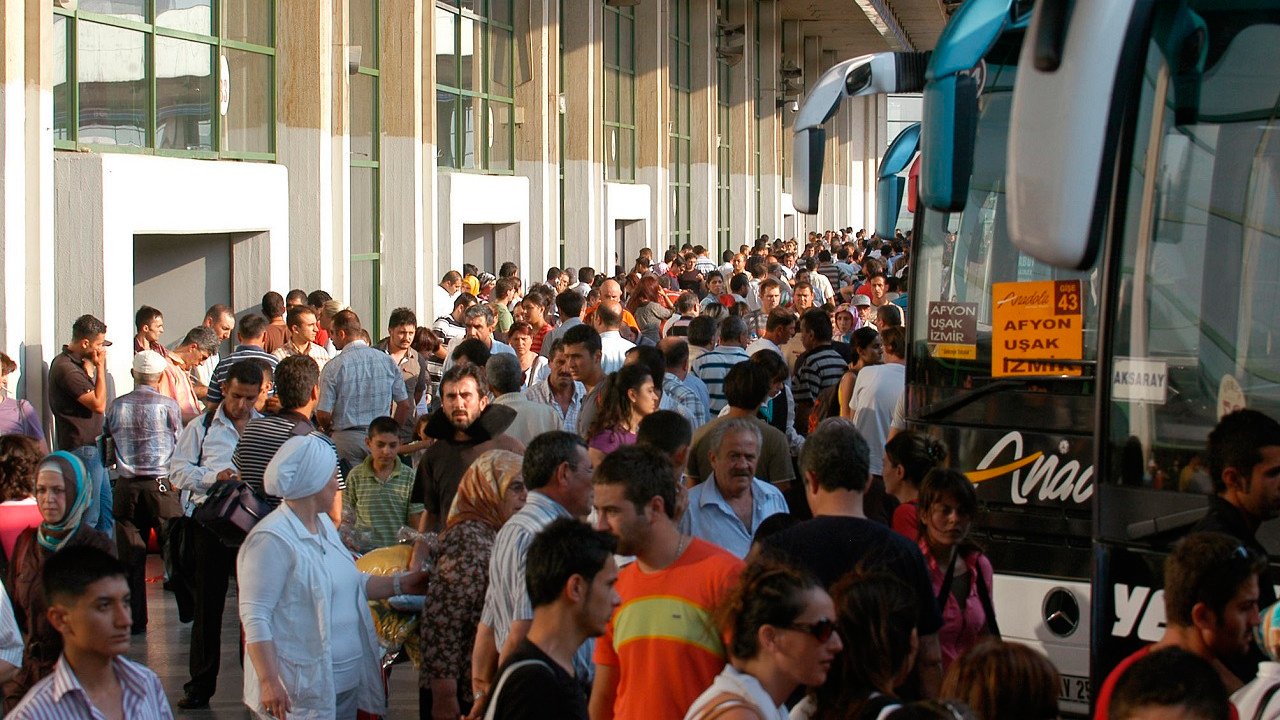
[[36, 451, 92, 553], [446, 450, 524, 531]]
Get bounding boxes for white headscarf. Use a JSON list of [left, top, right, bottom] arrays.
[[264, 435, 339, 500]]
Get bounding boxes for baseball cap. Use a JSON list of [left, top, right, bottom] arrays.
[[132, 350, 167, 374], [849, 295, 871, 307]]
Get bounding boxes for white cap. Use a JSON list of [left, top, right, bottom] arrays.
[[132, 350, 167, 375]]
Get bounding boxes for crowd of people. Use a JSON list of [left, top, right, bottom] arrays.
[[0, 228, 1271, 719]]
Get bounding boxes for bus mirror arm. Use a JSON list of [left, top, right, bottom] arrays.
[[917, 366, 1096, 423], [792, 51, 930, 214], [1125, 507, 1208, 541]]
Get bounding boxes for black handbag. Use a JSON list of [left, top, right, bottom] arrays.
[[193, 480, 272, 547]]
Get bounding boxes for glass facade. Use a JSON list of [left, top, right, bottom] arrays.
[[53, 0, 275, 158], [668, 0, 692, 248], [435, 0, 516, 173], [349, 0, 381, 329], [603, 4, 636, 182]]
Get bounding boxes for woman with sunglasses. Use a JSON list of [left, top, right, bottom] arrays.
[[686, 558, 842, 720]]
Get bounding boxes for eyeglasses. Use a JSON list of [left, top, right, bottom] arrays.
[[783, 618, 837, 643]]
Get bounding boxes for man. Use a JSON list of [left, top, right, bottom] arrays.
[[746, 308, 796, 359], [571, 267, 594, 297], [132, 305, 167, 355], [316, 309, 413, 469], [158, 326, 218, 423], [342, 416, 424, 551], [103, 350, 183, 633], [474, 432, 597, 715], [526, 341, 587, 435], [760, 418, 944, 696], [660, 292, 699, 338], [686, 362, 794, 491], [272, 303, 331, 371], [233, 355, 343, 518], [491, 277, 518, 334], [851, 293, 875, 328], [485, 519, 620, 720], [657, 338, 709, 430], [8, 547, 171, 719], [589, 446, 743, 720], [413, 365, 523, 533], [444, 305, 517, 371], [866, 272, 891, 307], [793, 309, 849, 430], [636, 410, 694, 486], [436, 270, 464, 317], [541, 290, 585, 359], [692, 245, 717, 275], [434, 292, 479, 346], [1110, 649, 1233, 720], [204, 313, 280, 407], [259, 291, 289, 353], [747, 278, 784, 337], [686, 316, 717, 367], [789, 281, 815, 316], [593, 303, 634, 375], [679, 418, 788, 558], [488, 354, 563, 445], [563, 326, 610, 440], [47, 314, 114, 535], [852, 325, 906, 492], [691, 316, 751, 414], [585, 280, 640, 333], [169, 360, 266, 709], [285, 288, 308, 308], [1094, 532, 1266, 717], [377, 307, 429, 441], [815, 250, 846, 294]]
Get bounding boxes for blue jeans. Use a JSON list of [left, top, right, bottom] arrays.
[[70, 444, 114, 538]]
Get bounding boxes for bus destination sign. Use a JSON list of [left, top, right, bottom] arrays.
[[926, 301, 978, 360], [991, 280, 1083, 377]]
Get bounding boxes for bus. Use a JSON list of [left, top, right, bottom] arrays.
[[793, 1, 1097, 712]]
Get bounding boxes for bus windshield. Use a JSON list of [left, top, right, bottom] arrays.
[[908, 40, 1099, 431], [1104, 8, 1280, 547]]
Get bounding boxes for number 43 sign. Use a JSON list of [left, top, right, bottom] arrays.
[[992, 280, 1084, 377]]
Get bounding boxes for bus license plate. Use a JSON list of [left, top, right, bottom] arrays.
[[1060, 674, 1090, 704]]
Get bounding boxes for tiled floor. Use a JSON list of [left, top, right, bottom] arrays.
[[128, 556, 421, 718]]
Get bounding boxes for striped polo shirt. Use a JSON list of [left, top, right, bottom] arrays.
[[342, 455, 422, 550], [794, 345, 849, 402], [690, 346, 751, 413]]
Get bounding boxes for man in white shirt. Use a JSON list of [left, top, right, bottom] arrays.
[[487, 354, 563, 445], [443, 304, 517, 371], [191, 303, 235, 391], [746, 309, 796, 359], [852, 326, 907, 480], [593, 302, 634, 375], [433, 270, 463, 318]]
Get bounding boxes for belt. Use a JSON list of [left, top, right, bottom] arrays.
[[122, 475, 171, 491]]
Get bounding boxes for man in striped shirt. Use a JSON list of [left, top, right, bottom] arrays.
[[793, 309, 851, 431], [8, 546, 173, 719], [203, 314, 279, 407], [691, 316, 752, 414]]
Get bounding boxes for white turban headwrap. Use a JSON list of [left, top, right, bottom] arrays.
[[264, 435, 339, 500]]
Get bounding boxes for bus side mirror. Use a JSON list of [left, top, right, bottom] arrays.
[[920, 73, 979, 212], [792, 127, 825, 215]]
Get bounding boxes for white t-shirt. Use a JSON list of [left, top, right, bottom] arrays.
[[851, 362, 906, 476]]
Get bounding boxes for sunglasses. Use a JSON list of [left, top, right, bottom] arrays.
[[784, 618, 837, 643]]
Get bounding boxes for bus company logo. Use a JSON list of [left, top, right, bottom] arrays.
[[1111, 585, 1165, 641], [966, 431, 1095, 505]]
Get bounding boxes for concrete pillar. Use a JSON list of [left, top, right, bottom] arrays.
[[847, 93, 887, 234], [780, 19, 802, 239], [634, 0, 666, 253], [379, 0, 425, 322], [515, 0, 561, 280], [823, 49, 843, 231], [276, 0, 336, 293], [421, 2, 442, 317], [727, 0, 753, 253], [561, 0, 606, 272], [690, 0, 717, 252], [330, 0, 351, 302], [803, 33, 822, 238], [756, 0, 781, 240]]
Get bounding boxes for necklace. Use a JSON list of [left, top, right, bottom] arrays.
[[674, 533, 689, 561]]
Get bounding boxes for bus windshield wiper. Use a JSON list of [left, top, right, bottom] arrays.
[[917, 361, 1095, 422]]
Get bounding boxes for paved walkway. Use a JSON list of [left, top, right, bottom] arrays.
[[128, 556, 420, 718]]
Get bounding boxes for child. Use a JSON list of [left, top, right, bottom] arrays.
[[341, 415, 425, 552], [9, 546, 171, 718]]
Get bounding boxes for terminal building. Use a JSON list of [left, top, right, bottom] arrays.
[[0, 0, 945, 405]]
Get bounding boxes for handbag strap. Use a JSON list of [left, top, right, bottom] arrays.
[[483, 659, 554, 720], [1252, 683, 1280, 720], [936, 548, 961, 609], [974, 555, 1001, 639], [689, 692, 763, 720]]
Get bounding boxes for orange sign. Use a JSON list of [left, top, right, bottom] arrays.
[[991, 280, 1083, 377]]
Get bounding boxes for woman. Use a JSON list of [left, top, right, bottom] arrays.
[[628, 275, 674, 344], [240, 435, 428, 719], [4, 452, 114, 710], [519, 294, 554, 355], [833, 306, 857, 344], [883, 432, 947, 541], [939, 639, 1058, 720], [837, 328, 884, 419], [0, 436, 43, 564], [0, 354, 45, 446], [918, 469, 996, 669], [420, 449, 528, 720], [507, 321, 550, 389], [792, 570, 919, 720], [413, 326, 445, 414], [687, 559, 842, 720], [586, 364, 660, 465]]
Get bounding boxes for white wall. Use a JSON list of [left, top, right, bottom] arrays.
[[604, 181, 651, 271], [54, 153, 290, 395], [435, 172, 531, 316]]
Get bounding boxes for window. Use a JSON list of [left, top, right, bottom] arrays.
[[350, 0, 381, 329], [668, 0, 692, 247], [53, 0, 276, 158], [603, 3, 636, 182], [436, 0, 515, 173]]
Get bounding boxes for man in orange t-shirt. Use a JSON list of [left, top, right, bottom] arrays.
[[589, 445, 743, 720]]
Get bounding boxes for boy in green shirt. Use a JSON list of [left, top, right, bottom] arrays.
[[341, 416, 425, 551]]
